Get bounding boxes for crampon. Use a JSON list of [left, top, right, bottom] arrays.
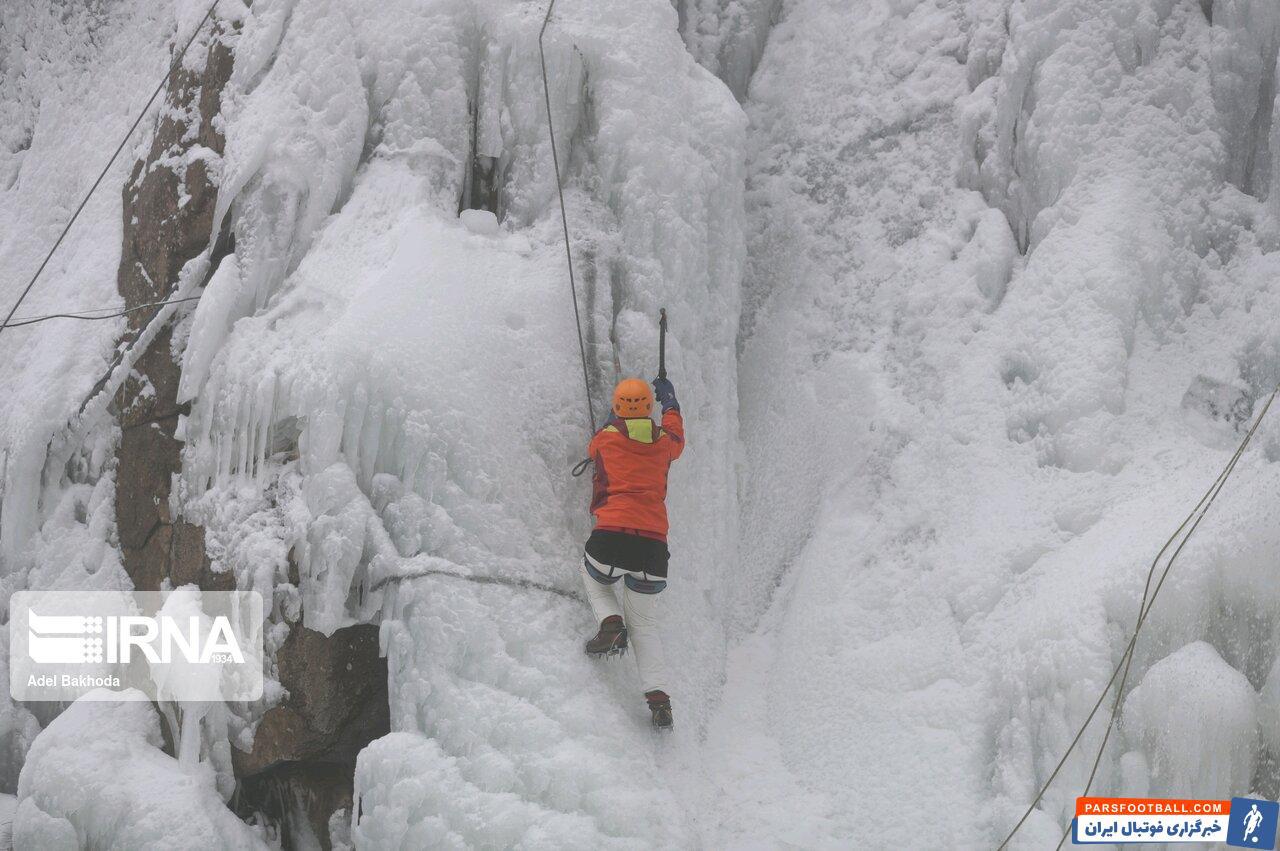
[[584, 615, 628, 658]]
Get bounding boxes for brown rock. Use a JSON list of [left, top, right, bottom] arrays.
[[235, 762, 356, 851], [232, 624, 389, 850], [114, 24, 234, 593], [107, 18, 391, 849], [234, 624, 389, 777]]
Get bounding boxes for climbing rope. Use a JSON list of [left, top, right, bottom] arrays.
[[539, 0, 597, 439], [0, 0, 220, 345], [997, 386, 1278, 851], [1, 295, 202, 330], [369, 565, 582, 602]]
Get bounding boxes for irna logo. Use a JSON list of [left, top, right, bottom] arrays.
[[27, 610, 246, 665], [11, 589, 263, 703]]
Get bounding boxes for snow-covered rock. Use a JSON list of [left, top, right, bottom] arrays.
[[1123, 641, 1259, 798], [14, 693, 266, 850], [459, 208, 500, 236], [0, 0, 175, 562]]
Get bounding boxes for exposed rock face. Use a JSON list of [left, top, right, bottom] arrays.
[[114, 25, 235, 594], [236, 762, 358, 851], [233, 624, 389, 850], [110, 19, 389, 850], [235, 624, 389, 777]]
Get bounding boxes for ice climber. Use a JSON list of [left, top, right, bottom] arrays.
[[581, 375, 684, 730]]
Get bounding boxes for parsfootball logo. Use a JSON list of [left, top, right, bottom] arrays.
[[27, 610, 246, 665]]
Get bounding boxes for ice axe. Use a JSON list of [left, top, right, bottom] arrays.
[[658, 308, 668, 378], [571, 308, 669, 478]]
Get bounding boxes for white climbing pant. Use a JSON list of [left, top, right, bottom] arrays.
[[580, 555, 668, 695]]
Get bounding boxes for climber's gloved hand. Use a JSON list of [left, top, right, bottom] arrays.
[[652, 377, 679, 413]]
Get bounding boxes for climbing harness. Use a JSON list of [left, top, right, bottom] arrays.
[[539, 0, 596, 439], [997, 386, 1278, 851], [0, 0, 221, 344]]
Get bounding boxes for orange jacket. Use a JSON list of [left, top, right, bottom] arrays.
[[588, 409, 685, 540]]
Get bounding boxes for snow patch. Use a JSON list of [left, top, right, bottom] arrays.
[[1123, 641, 1258, 797], [14, 694, 266, 849]]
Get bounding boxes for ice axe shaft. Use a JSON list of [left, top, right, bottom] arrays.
[[658, 308, 667, 380]]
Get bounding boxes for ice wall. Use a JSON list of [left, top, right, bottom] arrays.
[[1122, 640, 1259, 797], [674, 0, 782, 100], [14, 693, 265, 849], [0, 0, 186, 797], [968, 0, 1280, 836], [727, 0, 1280, 844], [5, 0, 1280, 845], [0, 0, 174, 564], [724, 0, 1001, 842], [173, 0, 744, 843]]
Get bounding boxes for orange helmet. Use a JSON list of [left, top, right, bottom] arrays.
[[612, 378, 653, 418]]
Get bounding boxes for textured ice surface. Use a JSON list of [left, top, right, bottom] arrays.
[[727, 0, 1280, 844], [4, 0, 1280, 845], [355, 579, 694, 848], [173, 0, 742, 843], [0, 0, 174, 561], [1123, 640, 1259, 797], [13, 693, 265, 850]]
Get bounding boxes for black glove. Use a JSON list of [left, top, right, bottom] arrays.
[[652, 377, 679, 413]]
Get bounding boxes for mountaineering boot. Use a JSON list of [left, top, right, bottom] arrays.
[[646, 690, 673, 731], [584, 615, 627, 657]]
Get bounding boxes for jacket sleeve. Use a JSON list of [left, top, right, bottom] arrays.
[[662, 408, 685, 460]]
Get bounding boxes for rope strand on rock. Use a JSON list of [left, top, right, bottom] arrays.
[[1, 295, 203, 330], [0, 0, 221, 343]]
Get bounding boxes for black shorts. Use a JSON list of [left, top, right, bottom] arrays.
[[585, 529, 669, 579]]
